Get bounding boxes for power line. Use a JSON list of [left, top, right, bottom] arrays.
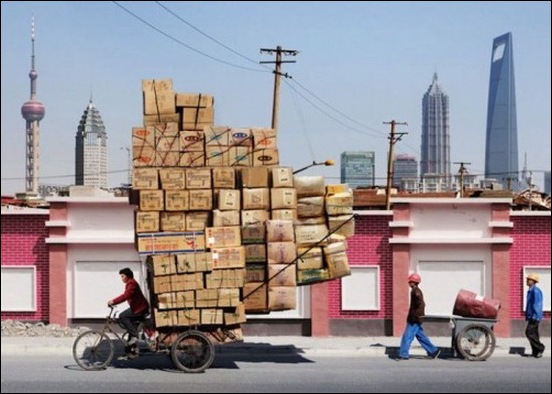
[[112, 1, 266, 73]]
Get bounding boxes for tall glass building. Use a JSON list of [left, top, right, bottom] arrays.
[[393, 154, 418, 189], [340, 151, 375, 188], [420, 73, 450, 188], [75, 99, 108, 188], [485, 32, 518, 189]]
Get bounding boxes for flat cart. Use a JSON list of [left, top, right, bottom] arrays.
[[425, 315, 497, 361]]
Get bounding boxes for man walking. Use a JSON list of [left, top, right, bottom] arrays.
[[525, 273, 545, 358]]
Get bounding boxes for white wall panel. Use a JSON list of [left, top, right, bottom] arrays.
[[1, 266, 36, 312], [342, 266, 379, 310]]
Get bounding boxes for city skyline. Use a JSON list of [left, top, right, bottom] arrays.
[[1, 2, 550, 195]]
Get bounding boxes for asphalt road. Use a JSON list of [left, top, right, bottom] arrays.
[[1, 352, 550, 393]]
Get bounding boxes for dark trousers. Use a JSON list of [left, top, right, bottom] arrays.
[[118, 308, 146, 340], [525, 320, 545, 356]]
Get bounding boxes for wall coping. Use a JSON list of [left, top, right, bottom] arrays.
[[46, 196, 129, 204], [391, 197, 512, 204], [389, 237, 513, 244], [510, 211, 551, 217], [352, 210, 392, 216], [45, 236, 134, 244], [1, 207, 49, 215]]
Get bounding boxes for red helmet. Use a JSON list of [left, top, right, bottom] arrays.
[[408, 273, 421, 284]]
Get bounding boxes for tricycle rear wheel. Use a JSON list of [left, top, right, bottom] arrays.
[[455, 323, 496, 361], [171, 330, 215, 373]]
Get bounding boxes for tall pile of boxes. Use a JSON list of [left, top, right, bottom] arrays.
[[130, 79, 353, 334]]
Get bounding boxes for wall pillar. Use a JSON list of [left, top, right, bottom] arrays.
[[310, 282, 329, 336]]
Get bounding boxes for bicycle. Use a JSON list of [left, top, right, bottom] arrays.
[[72, 306, 215, 372]]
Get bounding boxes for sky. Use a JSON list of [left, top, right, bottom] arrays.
[[1, 1, 551, 195]]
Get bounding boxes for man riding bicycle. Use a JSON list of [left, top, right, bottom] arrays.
[[108, 268, 150, 359]]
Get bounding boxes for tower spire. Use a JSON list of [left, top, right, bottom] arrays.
[[21, 16, 45, 194]]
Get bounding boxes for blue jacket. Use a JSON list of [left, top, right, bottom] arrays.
[[525, 285, 544, 322]]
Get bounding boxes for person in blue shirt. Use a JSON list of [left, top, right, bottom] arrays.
[[525, 273, 545, 358]]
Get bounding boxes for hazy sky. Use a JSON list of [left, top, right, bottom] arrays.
[[1, 1, 550, 195]]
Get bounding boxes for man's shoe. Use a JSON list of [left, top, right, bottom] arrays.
[[395, 357, 409, 361], [429, 348, 441, 359], [534, 352, 543, 358]]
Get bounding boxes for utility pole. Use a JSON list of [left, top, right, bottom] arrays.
[[383, 120, 407, 210], [454, 161, 471, 197], [260, 46, 298, 132]]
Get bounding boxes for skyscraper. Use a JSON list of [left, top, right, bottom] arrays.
[[75, 99, 108, 188], [340, 151, 375, 188], [485, 32, 518, 189], [393, 154, 418, 190], [420, 73, 450, 187], [20, 18, 45, 194]]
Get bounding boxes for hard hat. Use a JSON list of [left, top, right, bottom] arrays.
[[526, 273, 539, 283], [408, 273, 421, 284]]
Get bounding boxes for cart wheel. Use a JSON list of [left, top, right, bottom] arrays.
[[73, 330, 114, 370], [171, 330, 215, 373], [455, 323, 496, 361]]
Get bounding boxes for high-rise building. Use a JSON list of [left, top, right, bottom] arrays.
[[20, 18, 45, 194], [393, 154, 418, 190], [340, 151, 375, 188], [420, 73, 450, 188], [485, 32, 518, 190], [545, 171, 551, 196], [75, 99, 108, 188]]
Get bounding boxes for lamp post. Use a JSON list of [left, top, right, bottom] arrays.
[[293, 159, 334, 175]]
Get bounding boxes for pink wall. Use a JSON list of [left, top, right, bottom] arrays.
[[510, 215, 551, 320], [1, 214, 49, 321], [328, 214, 393, 319]]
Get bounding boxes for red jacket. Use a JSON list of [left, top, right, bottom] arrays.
[[112, 278, 149, 315]]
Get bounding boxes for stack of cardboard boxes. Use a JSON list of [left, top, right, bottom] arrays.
[[130, 79, 353, 334]]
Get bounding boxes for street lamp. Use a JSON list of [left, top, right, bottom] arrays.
[[293, 159, 334, 175]]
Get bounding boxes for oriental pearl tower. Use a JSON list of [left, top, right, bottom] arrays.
[[20, 17, 45, 194]]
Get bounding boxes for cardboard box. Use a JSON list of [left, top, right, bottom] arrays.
[[271, 188, 297, 210], [211, 246, 246, 269], [130, 189, 164, 211], [241, 224, 266, 244], [132, 167, 159, 190], [245, 244, 266, 263], [176, 252, 213, 273], [135, 211, 159, 233], [171, 272, 204, 291], [228, 146, 251, 167], [245, 264, 266, 283], [186, 211, 211, 232], [252, 128, 277, 149], [326, 184, 350, 195], [179, 151, 205, 167], [239, 167, 269, 188], [154, 309, 177, 327], [241, 209, 269, 226], [294, 175, 325, 197], [213, 210, 240, 227], [327, 214, 355, 238], [174, 291, 195, 308], [204, 126, 230, 147], [179, 130, 205, 152], [164, 190, 189, 211], [132, 127, 155, 150], [325, 193, 354, 215], [267, 242, 297, 264], [188, 189, 213, 211], [296, 268, 330, 286], [242, 188, 270, 210], [185, 168, 212, 189], [224, 303, 246, 325], [266, 220, 295, 242], [212, 167, 235, 189], [147, 255, 177, 276], [296, 247, 324, 270], [297, 196, 325, 218], [159, 168, 186, 190], [132, 145, 156, 167], [271, 167, 293, 188], [271, 209, 297, 221], [229, 128, 253, 147], [216, 189, 241, 211], [294, 224, 329, 246], [252, 148, 279, 167], [268, 264, 296, 287], [160, 211, 186, 232], [178, 309, 201, 326], [136, 232, 205, 255], [154, 292, 176, 309], [205, 226, 241, 248], [142, 113, 180, 126], [201, 308, 224, 325], [176, 93, 214, 108], [205, 268, 245, 288], [182, 107, 214, 130], [268, 286, 296, 311], [243, 283, 268, 313]]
